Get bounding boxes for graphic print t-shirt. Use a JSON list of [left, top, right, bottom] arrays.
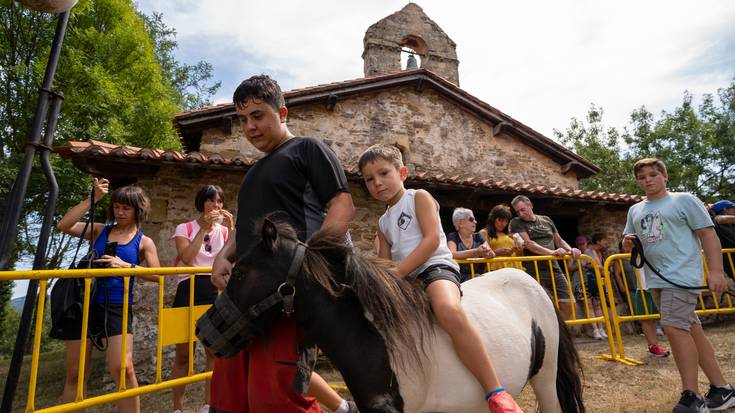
[[623, 192, 713, 289]]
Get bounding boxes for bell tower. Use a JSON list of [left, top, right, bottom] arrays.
[[362, 3, 460, 86]]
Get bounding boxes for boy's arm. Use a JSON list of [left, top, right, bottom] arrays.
[[715, 215, 735, 225], [696, 227, 729, 293], [395, 190, 441, 278], [376, 230, 392, 260], [321, 191, 355, 235]]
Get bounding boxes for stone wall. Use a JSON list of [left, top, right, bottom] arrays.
[[200, 86, 579, 190], [362, 3, 460, 85], [129, 166, 242, 383]]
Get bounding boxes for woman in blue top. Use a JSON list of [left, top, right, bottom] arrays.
[[56, 178, 160, 413]]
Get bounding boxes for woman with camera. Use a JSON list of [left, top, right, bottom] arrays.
[[55, 178, 160, 413], [169, 185, 233, 413]]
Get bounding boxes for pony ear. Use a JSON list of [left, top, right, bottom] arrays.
[[261, 218, 278, 254]]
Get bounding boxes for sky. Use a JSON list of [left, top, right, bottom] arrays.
[[9, 1, 735, 299], [134, 0, 735, 138]]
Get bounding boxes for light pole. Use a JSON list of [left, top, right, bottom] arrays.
[[0, 1, 76, 412]]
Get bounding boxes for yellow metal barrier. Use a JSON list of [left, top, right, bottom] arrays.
[[455, 255, 620, 363], [602, 248, 735, 366], [0, 266, 211, 413]]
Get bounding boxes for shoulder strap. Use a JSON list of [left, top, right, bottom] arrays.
[[173, 221, 195, 267], [186, 221, 193, 237]]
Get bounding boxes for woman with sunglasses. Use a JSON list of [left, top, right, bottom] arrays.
[[446, 207, 494, 282], [170, 185, 233, 413]]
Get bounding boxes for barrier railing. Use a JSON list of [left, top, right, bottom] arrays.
[[602, 248, 735, 365], [10, 249, 729, 409], [456, 254, 620, 362], [0, 266, 211, 413]]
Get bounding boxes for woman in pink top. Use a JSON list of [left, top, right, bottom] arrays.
[[170, 185, 233, 413]]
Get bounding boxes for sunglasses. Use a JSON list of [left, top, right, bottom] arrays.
[[203, 234, 212, 253], [466, 216, 476, 223]]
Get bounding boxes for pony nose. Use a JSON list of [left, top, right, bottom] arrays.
[[196, 290, 256, 358]]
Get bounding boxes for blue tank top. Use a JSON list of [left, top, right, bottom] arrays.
[[92, 225, 142, 304]]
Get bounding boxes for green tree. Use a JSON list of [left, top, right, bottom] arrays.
[[554, 104, 637, 194], [141, 12, 221, 111], [558, 77, 735, 201], [626, 81, 735, 201], [0, 0, 220, 312]]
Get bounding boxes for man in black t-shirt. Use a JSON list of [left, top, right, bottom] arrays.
[[209, 75, 354, 413]]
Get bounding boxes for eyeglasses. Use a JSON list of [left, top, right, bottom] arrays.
[[203, 234, 212, 253], [467, 217, 476, 223]]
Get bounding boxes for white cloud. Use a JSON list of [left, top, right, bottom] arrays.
[[137, 0, 735, 137]]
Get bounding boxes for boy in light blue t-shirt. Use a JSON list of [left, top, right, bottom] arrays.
[[623, 158, 733, 412]]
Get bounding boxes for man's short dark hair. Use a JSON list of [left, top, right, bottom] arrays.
[[195, 185, 225, 212], [233, 74, 285, 112]]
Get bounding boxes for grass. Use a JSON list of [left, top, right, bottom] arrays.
[[2, 320, 733, 412]]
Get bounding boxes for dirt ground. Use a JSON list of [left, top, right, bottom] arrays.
[[319, 320, 735, 413], [4, 320, 733, 412]]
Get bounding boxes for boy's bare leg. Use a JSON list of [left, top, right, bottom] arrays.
[[307, 372, 343, 411], [690, 324, 727, 387], [665, 326, 701, 392], [641, 320, 659, 346], [426, 280, 501, 391]]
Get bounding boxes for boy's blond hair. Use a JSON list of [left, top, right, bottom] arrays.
[[633, 158, 667, 177], [358, 144, 404, 172]]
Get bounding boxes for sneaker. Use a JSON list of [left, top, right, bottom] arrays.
[[657, 327, 666, 337], [600, 329, 608, 338], [347, 400, 359, 413], [673, 390, 709, 413], [199, 404, 211, 413], [173, 410, 183, 413], [648, 344, 670, 357], [705, 384, 735, 411], [592, 330, 603, 340], [487, 390, 524, 413]]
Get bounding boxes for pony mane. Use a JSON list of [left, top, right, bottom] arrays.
[[303, 228, 434, 371]]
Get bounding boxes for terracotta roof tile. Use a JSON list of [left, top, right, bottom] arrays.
[[54, 140, 641, 204]]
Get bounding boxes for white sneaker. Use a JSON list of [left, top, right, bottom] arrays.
[[593, 330, 603, 340], [600, 329, 608, 338], [200, 405, 211, 413], [656, 327, 665, 337]]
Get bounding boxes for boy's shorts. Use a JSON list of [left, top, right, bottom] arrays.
[[417, 264, 461, 290], [649, 288, 700, 331], [633, 289, 658, 315]]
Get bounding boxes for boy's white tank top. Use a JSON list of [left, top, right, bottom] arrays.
[[379, 189, 459, 276]]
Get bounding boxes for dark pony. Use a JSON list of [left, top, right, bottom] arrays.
[[299, 222, 434, 370], [199, 217, 585, 413]]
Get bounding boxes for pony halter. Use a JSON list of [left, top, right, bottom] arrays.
[[196, 241, 307, 357]]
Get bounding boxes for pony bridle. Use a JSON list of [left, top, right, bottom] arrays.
[[195, 241, 307, 357]]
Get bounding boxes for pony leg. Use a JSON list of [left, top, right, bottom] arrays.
[[530, 369, 561, 413]]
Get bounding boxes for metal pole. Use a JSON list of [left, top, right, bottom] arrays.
[[0, 10, 68, 270], [0, 10, 69, 412]]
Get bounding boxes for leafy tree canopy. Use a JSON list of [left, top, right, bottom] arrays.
[[0, 0, 220, 313], [556, 77, 735, 202]]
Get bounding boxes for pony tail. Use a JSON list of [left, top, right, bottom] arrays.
[[555, 310, 585, 413]]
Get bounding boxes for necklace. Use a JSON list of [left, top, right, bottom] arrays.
[[459, 232, 474, 248]]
